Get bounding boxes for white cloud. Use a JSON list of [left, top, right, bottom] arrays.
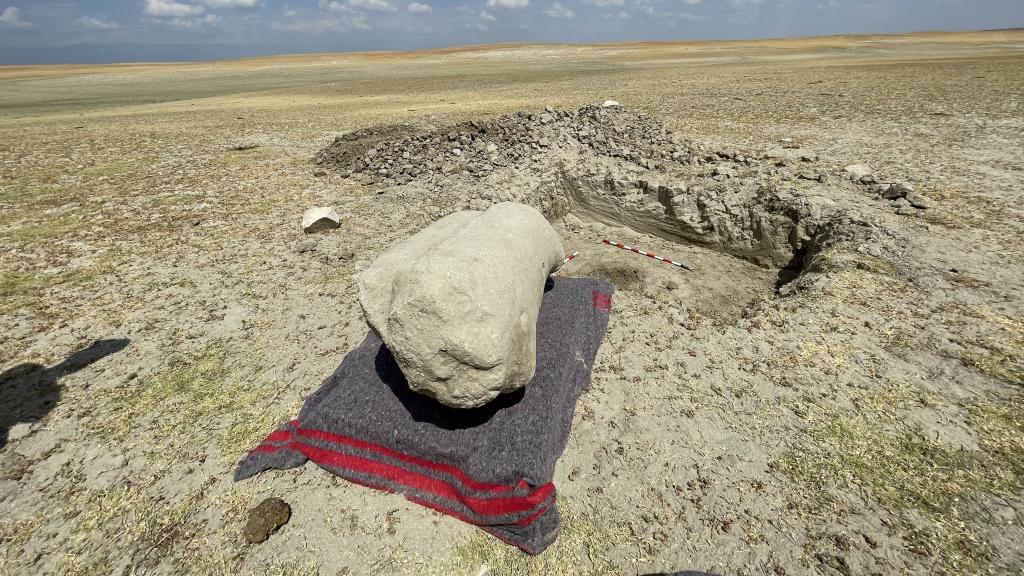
[[272, 11, 370, 33], [486, 0, 529, 9], [479, 10, 496, 21], [616, 10, 630, 19], [407, 2, 431, 13], [143, 0, 205, 18], [202, 0, 262, 8], [544, 2, 573, 18], [286, 2, 379, 31], [77, 15, 120, 30], [347, 0, 397, 12], [583, 0, 624, 6], [166, 13, 221, 27], [0, 6, 30, 27], [321, 0, 352, 12]]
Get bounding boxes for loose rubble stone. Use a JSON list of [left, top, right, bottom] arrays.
[[713, 164, 736, 178], [845, 164, 873, 182], [244, 498, 291, 544], [296, 240, 317, 253], [301, 207, 341, 234], [889, 182, 913, 196], [563, 213, 584, 231], [905, 189, 933, 209], [358, 202, 564, 408], [797, 171, 826, 183], [602, 100, 620, 108], [881, 183, 909, 200], [6, 422, 35, 442]]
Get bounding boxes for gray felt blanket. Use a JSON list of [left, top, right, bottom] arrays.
[[234, 276, 613, 554]]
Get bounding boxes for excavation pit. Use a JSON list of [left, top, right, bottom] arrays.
[[316, 105, 876, 322]]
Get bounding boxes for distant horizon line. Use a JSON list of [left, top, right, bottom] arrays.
[[2, 26, 1021, 69]]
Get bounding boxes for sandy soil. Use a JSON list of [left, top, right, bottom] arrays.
[[1, 31, 1023, 576]]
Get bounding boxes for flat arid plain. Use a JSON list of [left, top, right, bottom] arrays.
[[1, 30, 1023, 575]]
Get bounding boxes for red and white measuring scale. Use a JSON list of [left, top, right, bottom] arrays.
[[601, 239, 694, 271], [558, 251, 579, 267]]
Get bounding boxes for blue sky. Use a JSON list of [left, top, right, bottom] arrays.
[[0, 0, 1022, 64]]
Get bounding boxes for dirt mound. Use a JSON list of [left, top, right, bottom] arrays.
[[314, 105, 672, 183], [316, 106, 891, 285]]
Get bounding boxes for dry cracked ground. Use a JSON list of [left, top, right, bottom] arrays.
[[1, 30, 1023, 576]]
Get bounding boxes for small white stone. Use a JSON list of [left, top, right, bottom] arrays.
[[844, 164, 873, 182], [602, 100, 620, 108], [301, 207, 341, 234]]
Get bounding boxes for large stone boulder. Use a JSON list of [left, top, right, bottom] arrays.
[[358, 202, 564, 408]]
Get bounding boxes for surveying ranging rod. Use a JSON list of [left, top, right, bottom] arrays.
[[601, 239, 694, 271], [553, 251, 580, 271]]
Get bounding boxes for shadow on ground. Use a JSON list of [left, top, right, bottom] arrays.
[[0, 338, 129, 448]]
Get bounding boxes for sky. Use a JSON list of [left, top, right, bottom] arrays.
[[0, 0, 1022, 64]]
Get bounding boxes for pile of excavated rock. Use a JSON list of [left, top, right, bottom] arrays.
[[314, 105, 702, 189]]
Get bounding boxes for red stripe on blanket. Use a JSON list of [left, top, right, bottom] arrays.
[[319, 460, 555, 533], [262, 429, 292, 443], [252, 440, 554, 520], [293, 426, 518, 493]]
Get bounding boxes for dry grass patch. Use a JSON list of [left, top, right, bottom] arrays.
[[54, 554, 112, 576], [428, 502, 623, 576], [0, 271, 44, 316], [951, 309, 1024, 387], [215, 147, 280, 167], [961, 336, 1024, 387], [0, 167, 66, 205], [0, 257, 115, 317], [920, 185, 1015, 232], [0, 212, 85, 244], [79, 158, 150, 178], [96, 344, 289, 465], [776, 389, 1024, 575], [0, 517, 44, 574], [58, 474, 221, 573]]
